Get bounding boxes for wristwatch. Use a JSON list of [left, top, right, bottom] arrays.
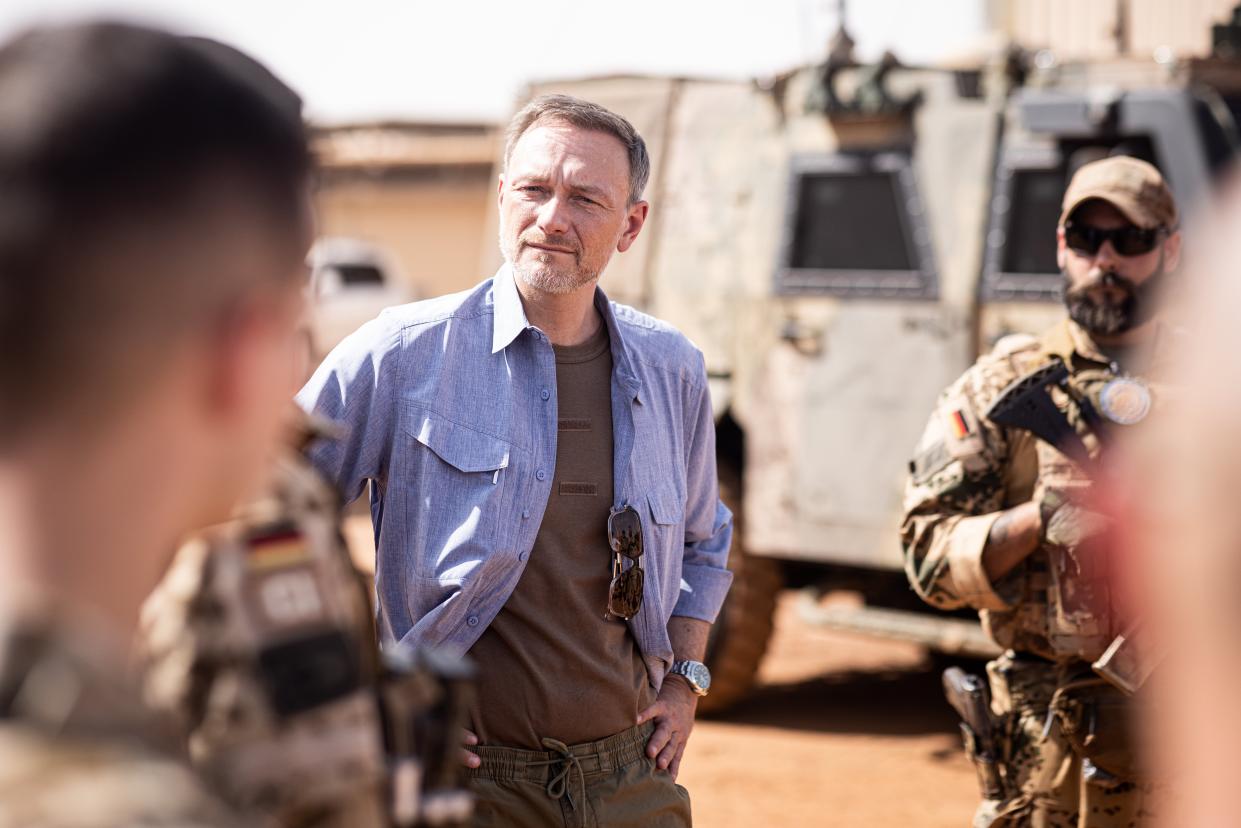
[[668, 660, 711, 696]]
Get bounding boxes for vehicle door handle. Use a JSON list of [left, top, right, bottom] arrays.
[[902, 314, 954, 339], [780, 319, 825, 357]]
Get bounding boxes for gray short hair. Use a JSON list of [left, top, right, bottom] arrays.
[[503, 94, 650, 205]]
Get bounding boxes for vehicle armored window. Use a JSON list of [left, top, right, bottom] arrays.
[[774, 152, 937, 299]]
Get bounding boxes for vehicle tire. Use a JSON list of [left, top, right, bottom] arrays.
[[698, 463, 782, 716]]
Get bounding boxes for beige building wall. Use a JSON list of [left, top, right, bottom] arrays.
[[992, 0, 1237, 59], [312, 122, 500, 300], [316, 174, 494, 299]]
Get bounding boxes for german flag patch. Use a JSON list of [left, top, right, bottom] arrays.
[[940, 396, 986, 469], [948, 410, 970, 439], [245, 523, 309, 571]]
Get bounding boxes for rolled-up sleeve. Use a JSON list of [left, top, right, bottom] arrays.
[[673, 354, 733, 622], [904, 509, 1013, 611], [295, 313, 403, 505], [900, 365, 1025, 613]]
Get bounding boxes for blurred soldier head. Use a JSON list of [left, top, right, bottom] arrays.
[[1114, 172, 1241, 828], [0, 22, 313, 632], [1056, 156, 1181, 339], [497, 94, 649, 295]]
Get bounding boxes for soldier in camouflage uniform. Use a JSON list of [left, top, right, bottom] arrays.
[[0, 616, 242, 828], [902, 156, 1182, 828], [0, 21, 313, 827], [140, 415, 390, 827], [140, 414, 474, 828]]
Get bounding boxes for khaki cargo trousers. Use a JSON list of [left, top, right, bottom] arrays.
[[466, 722, 691, 828], [982, 652, 1157, 828]]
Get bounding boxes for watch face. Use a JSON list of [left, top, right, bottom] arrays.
[[686, 661, 711, 692]]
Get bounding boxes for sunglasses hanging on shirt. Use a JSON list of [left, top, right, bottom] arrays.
[[605, 505, 644, 621]]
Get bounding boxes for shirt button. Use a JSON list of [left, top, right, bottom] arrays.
[[541, 388, 551, 401], [467, 615, 479, 627], [522, 509, 530, 519], [518, 551, 528, 562], [535, 469, 546, 481]]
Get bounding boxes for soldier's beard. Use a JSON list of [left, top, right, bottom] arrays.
[[1063, 262, 1166, 336]]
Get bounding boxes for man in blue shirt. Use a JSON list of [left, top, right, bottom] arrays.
[[299, 94, 733, 826]]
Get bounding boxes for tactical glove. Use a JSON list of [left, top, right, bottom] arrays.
[[1039, 485, 1110, 550]]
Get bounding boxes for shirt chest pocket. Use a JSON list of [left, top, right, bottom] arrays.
[[646, 483, 684, 528], [401, 405, 513, 584], [644, 482, 685, 611]]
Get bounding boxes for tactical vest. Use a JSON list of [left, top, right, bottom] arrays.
[[983, 321, 1160, 664]]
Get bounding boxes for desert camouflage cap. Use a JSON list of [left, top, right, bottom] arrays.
[[1059, 156, 1178, 231]]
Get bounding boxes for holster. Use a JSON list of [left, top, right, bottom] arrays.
[[943, 667, 1008, 801], [962, 724, 1008, 802]]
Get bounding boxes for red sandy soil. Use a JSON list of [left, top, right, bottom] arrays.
[[678, 594, 978, 827]]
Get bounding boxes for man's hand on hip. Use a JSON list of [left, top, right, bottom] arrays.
[[462, 728, 481, 769], [638, 674, 698, 781]]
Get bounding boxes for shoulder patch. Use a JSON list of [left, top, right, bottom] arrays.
[[939, 394, 990, 472], [910, 439, 952, 484]]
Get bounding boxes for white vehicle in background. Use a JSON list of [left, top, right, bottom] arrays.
[[512, 20, 1241, 712], [307, 237, 414, 362]]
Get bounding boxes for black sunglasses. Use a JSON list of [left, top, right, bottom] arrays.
[[605, 505, 644, 620], [1064, 221, 1164, 257]]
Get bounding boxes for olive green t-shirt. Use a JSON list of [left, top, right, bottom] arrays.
[[468, 323, 655, 748]]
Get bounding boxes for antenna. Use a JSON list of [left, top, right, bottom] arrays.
[[1112, 0, 1131, 56], [830, 0, 856, 66]]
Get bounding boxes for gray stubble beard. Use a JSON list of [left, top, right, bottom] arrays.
[[514, 256, 598, 295], [499, 227, 598, 296]]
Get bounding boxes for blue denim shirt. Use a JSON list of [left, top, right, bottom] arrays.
[[296, 266, 733, 687]]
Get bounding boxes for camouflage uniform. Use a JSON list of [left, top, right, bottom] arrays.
[[902, 319, 1160, 827], [140, 422, 390, 828], [0, 615, 242, 828]]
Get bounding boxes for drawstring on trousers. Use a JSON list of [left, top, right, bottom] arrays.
[[530, 737, 587, 827]]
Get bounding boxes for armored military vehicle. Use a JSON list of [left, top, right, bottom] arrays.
[[489, 13, 1241, 712]]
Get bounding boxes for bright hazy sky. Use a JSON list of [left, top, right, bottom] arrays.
[[0, 0, 986, 123]]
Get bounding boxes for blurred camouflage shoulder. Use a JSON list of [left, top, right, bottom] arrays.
[[0, 727, 240, 828], [138, 435, 386, 827], [0, 618, 242, 828]]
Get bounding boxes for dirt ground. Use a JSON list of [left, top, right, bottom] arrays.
[[679, 593, 979, 827]]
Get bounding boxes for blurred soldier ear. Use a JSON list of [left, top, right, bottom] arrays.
[[1056, 225, 1069, 271], [204, 287, 305, 421], [1162, 229, 1183, 272]]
